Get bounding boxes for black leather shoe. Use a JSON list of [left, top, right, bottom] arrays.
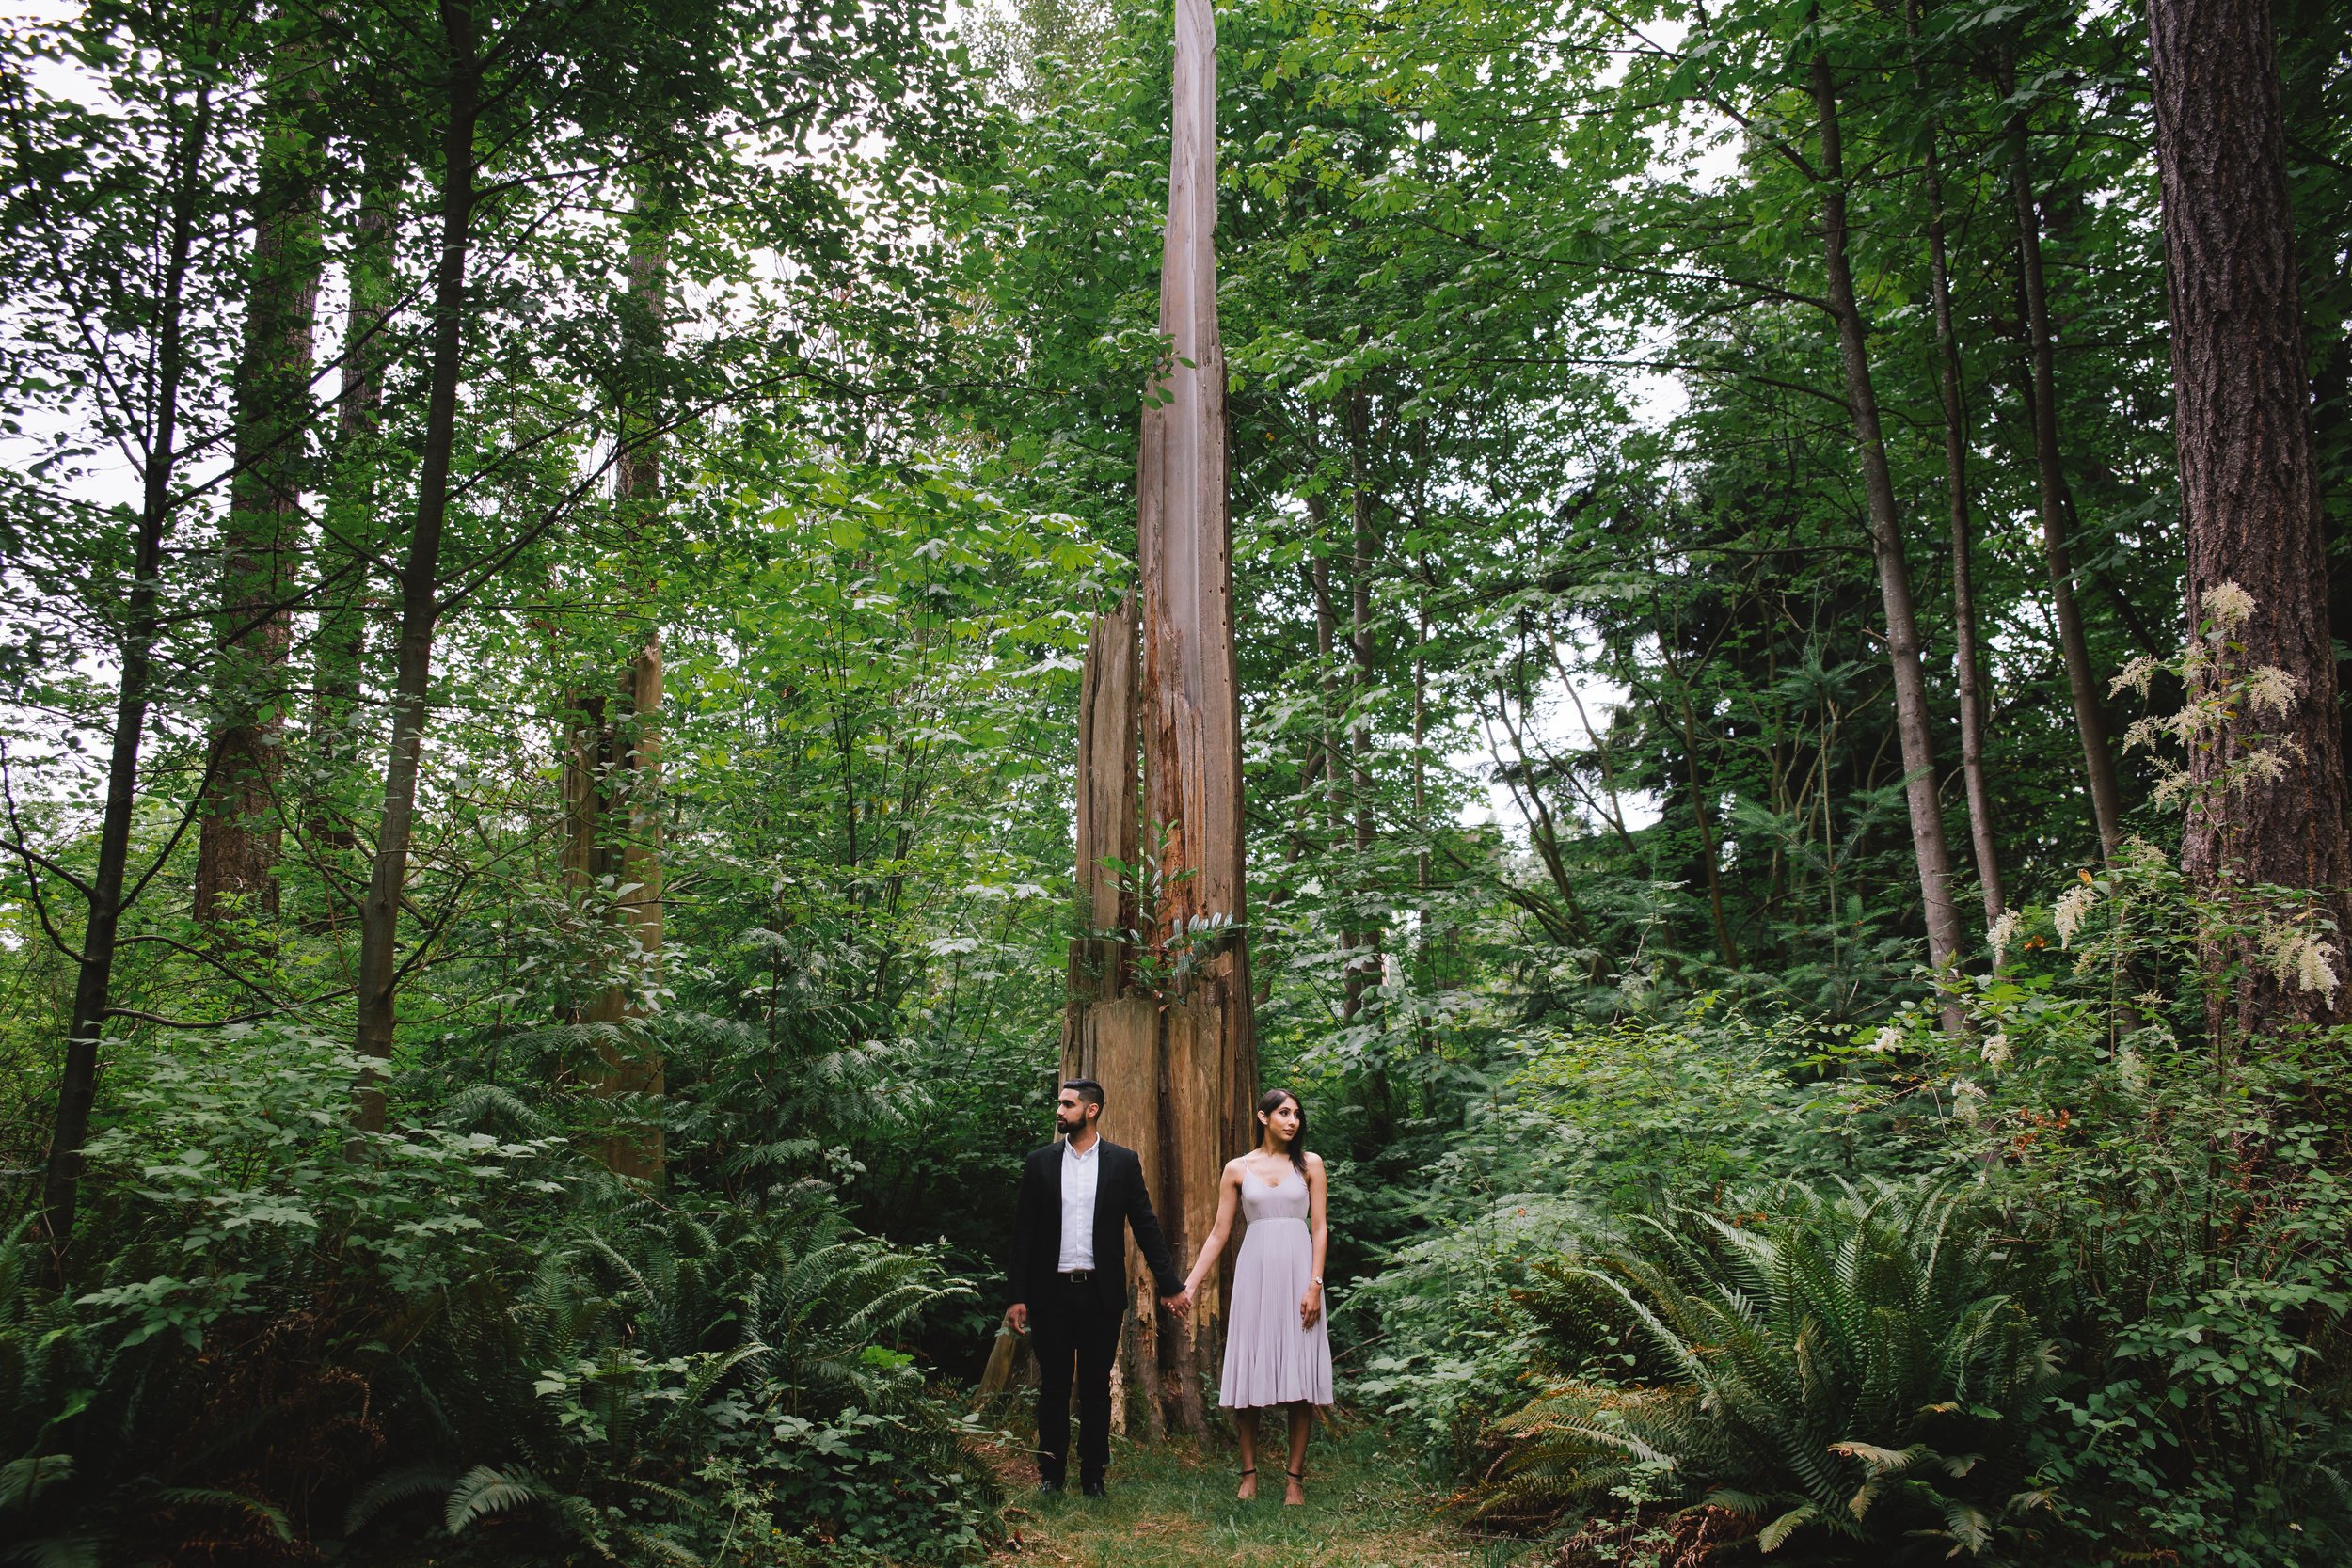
[[1081, 1480, 1107, 1498]]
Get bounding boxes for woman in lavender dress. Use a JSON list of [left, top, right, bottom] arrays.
[[1181, 1089, 1331, 1504]]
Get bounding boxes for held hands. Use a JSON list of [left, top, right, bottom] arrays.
[[1299, 1281, 1323, 1329], [1161, 1287, 1193, 1319]]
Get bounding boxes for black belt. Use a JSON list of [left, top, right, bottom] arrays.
[[1057, 1269, 1096, 1286]]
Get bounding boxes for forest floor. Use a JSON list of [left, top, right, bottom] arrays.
[[982, 1427, 1529, 1568]]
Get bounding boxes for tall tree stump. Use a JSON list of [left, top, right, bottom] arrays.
[[1061, 0, 1257, 1438]]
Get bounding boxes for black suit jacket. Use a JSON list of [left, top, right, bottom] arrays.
[[1008, 1137, 1182, 1319]]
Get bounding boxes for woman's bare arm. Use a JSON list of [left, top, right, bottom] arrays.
[[1183, 1161, 1243, 1298], [1302, 1152, 1329, 1327]]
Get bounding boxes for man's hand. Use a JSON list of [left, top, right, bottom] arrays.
[[1007, 1302, 1028, 1334], [1160, 1289, 1192, 1319]]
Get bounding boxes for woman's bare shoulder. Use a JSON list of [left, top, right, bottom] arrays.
[[1305, 1150, 1327, 1172]]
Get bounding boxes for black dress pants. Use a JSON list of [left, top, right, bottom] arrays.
[[1032, 1284, 1120, 1486]]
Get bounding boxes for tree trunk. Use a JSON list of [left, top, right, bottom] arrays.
[[1343, 394, 1380, 1022], [566, 188, 671, 1179], [354, 8, 478, 1131], [196, 45, 326, 922], [1064, 0, 1255, 1439], [41, 87, 216, 1250], [2146, 0, 2352, 1037], [2003, 55, 2124, 860], [1809, 54, 1966, 1001], [310, 164, 396, 864], [1910, 0, 2003, 926]]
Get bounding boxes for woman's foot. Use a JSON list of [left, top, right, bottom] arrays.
[[1284, 1467, 1306, 1506], [1235, 1466, 1257, 1501]]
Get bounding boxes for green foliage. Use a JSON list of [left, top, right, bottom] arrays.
[[0, 1024, 998, 1566], [1487, 1181, 2061, 1561]]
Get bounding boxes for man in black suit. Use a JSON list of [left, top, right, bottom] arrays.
[[1007, 1078, 1191, 1496]]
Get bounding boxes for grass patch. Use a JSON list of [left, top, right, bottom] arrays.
[[990, 1427, 1517, 1567]]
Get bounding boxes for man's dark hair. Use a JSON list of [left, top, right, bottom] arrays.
[[1061, 1078, 1105, 1111]]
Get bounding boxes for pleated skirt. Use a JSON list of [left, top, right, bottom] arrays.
[[1217, 1216, 1332, 1408]]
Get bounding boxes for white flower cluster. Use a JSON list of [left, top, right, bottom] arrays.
[[1866, 1023, 1904, 1054], [2053, 881, 2099, 948], [2202, 580, 2256, 633], [1987, 911, 2020, 969], [1980, 1032, 2012, 1067], [2243, 665, 2301, 717], [2260, 926, 2342, 1007], [2117, 1044, 2149, 1094]]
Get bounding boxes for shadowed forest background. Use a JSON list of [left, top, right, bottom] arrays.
[[3, 0, 2352, 1560]]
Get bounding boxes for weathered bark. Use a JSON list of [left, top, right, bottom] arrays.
[[565, 192, 670, 1180], [1809, 55, 1966, 998], [1064, 597, 1139, 1020], [196, 44, 326, 922], [1910, 0, 2003, 925], [2002, 57, 2124, 860], [310, 166, 396, 863], [1063, 0, 1255, 1439], [42, 87, 216, 1249], [2147, 0, 2352, 1036], [354, 7, 479, 1131]]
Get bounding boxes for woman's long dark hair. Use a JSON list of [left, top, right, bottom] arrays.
[[1257, 1088, 1307, 1175]]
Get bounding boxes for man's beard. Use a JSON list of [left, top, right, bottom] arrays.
[[1057, 1110, 1088, 1136]]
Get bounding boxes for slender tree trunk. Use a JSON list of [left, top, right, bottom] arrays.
[[1307, 503, 1343, 847], [353, 9, 479, 1131], [196, 44, 326, 922], [2002, 55, 2124, 859], [1343, 394, 1380, 1023], [310, 165, 396, 863], [1910, 0, 2003, 925], [41, 87, 216, 1250], [2146, 0, 2352, 1036], [1809, 54, 1966, 1001]]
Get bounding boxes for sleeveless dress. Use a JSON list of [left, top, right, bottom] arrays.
[[1217, 1163, 1333, 1408]]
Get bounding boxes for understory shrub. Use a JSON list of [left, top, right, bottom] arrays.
[[1, 1023, 999, 1566], [1485, 1180, 2062, 1562], [1459, 847, 2352, 1565]]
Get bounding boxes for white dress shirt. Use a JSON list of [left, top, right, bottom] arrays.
[[1057, 1136, 1101, 1272]]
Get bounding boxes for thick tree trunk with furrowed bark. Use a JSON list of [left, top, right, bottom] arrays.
[[2146, 0, 2352, 1037], [197, 41, 326, 923]]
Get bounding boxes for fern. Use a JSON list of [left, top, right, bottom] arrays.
[[1485, 1180, 2062, 1562]]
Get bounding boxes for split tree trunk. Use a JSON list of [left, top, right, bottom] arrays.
[[1062, 0, 1256, 1440], [2003, 57, 2124, 860], [2146, 0, 2352, 1037], [196, 43, 326, 922], [564, 189, 670, 1179], [1808, 54, 1966, 997], [354, 6, 479, 1131], [42, 87, 216, 1250], [1910, 0, 2003, 925]]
